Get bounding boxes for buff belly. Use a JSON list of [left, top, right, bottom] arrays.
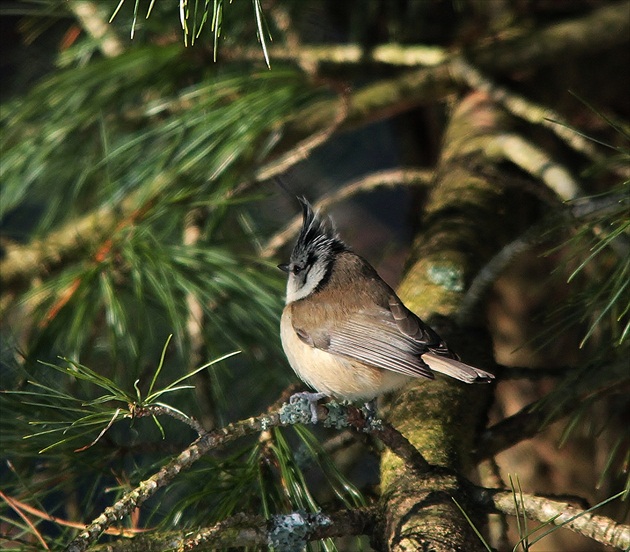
[[280, 309, 410, 401]]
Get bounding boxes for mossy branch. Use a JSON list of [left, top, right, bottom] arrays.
[[377, 92, 519, 551]]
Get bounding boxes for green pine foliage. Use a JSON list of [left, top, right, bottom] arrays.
[[1, 2, 628, 551], [0, 3, 355, 549]]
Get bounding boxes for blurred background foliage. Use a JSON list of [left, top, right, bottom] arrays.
[[0, 1, 628, 551]]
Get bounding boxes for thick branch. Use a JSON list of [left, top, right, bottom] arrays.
[[377, 91, 521, 552], [473, 373, 627, 461], [228, 2, 628, 75], [471, 1, 630, 73]]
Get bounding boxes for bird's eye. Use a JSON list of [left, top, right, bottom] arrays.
[[292, 264, 303, 275]]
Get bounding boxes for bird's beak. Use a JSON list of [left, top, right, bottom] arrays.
[[277, 263, 290, 273]]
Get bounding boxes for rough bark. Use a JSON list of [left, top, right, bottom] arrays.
[[377, 92, 524, 551]]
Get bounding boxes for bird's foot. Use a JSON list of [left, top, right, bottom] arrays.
[[290, 391, 327, 424], [360, 399, 383, 430]]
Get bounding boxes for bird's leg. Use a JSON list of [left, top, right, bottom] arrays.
[[362, 399, 379, 425], [290, 391, 327, 424]]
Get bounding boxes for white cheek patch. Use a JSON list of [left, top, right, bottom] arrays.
[[285, 261, 328, 304]]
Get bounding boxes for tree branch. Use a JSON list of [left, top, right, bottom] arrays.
[[474, 372, 629, 461], [132, 404, 205, 436], [377, 91, 521, 552], [5, 4, 627, 299], [88, 508, 377, 551], [471, 1, 630, 73], [226, 2, 629, 76], [450, 57, 630, 179], [473, 487, 630, 550], [261, 167, 432, 259], [64, 398, 426, 552], [0, 173, 171, 298]]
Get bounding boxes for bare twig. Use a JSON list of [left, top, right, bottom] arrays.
[[0, 172, 171, 299], [471, 3, 630, 73], [261, 168, 432, 258], [457, 225, 542, 326], [0, 490, 148, 537], [473, 375, 628, 461], [226, 3, 629, 74], [0, 490, 50, 550], [182, 208, 216, 431], [345, 406, 431, 473], [488, 133, 582, 200], [473, 487, 630, 550], [132, 404, 205, 436], [74, 408, 122, 452], [65, 410, 282, 552], [5, 2, 627, 298], [249, 90, 349, 185]]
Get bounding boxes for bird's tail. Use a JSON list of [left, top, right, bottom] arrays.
[[421, 352, 494, 383]]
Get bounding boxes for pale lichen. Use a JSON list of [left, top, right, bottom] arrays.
[[279, 399, 313, 425], [267, 511, 331, 551], [427, 264, 464, 292]]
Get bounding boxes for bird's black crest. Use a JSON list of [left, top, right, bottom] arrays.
[[292, 197, 347, 261]]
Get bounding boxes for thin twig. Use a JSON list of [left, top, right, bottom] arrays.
[[74, 408, 122, 452], [473, 376, 626, 461], [183, 208, 217, 431], [65, 411, 282, 552], [0, 490, 148, 537], [345, 406, 431, 474], [132, 404, 205, 436], [261, 168, 432, 258], [472, 486, 630, 550], [457, 226, 542, 326], [226, 88, 350, 202]]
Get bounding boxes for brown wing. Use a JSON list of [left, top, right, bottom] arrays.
[[292, 302, 437, 380], [387, 295, 455, 358]]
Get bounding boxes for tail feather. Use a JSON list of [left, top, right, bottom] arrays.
[[421, 352, 494, 383]]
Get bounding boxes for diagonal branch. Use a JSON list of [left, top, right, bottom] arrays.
[[64, 398, 427, 552], [472, 487, 630, 550], [261, 167, 432, 259], [0, 173, 171, 297], [474, 366, 630, 462], [226, 2, 629, 76]]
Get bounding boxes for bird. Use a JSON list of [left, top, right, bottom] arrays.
[[278, 197, 494, 422]]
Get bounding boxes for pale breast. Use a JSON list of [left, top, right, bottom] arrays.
[[280, 306, 410, 401]]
